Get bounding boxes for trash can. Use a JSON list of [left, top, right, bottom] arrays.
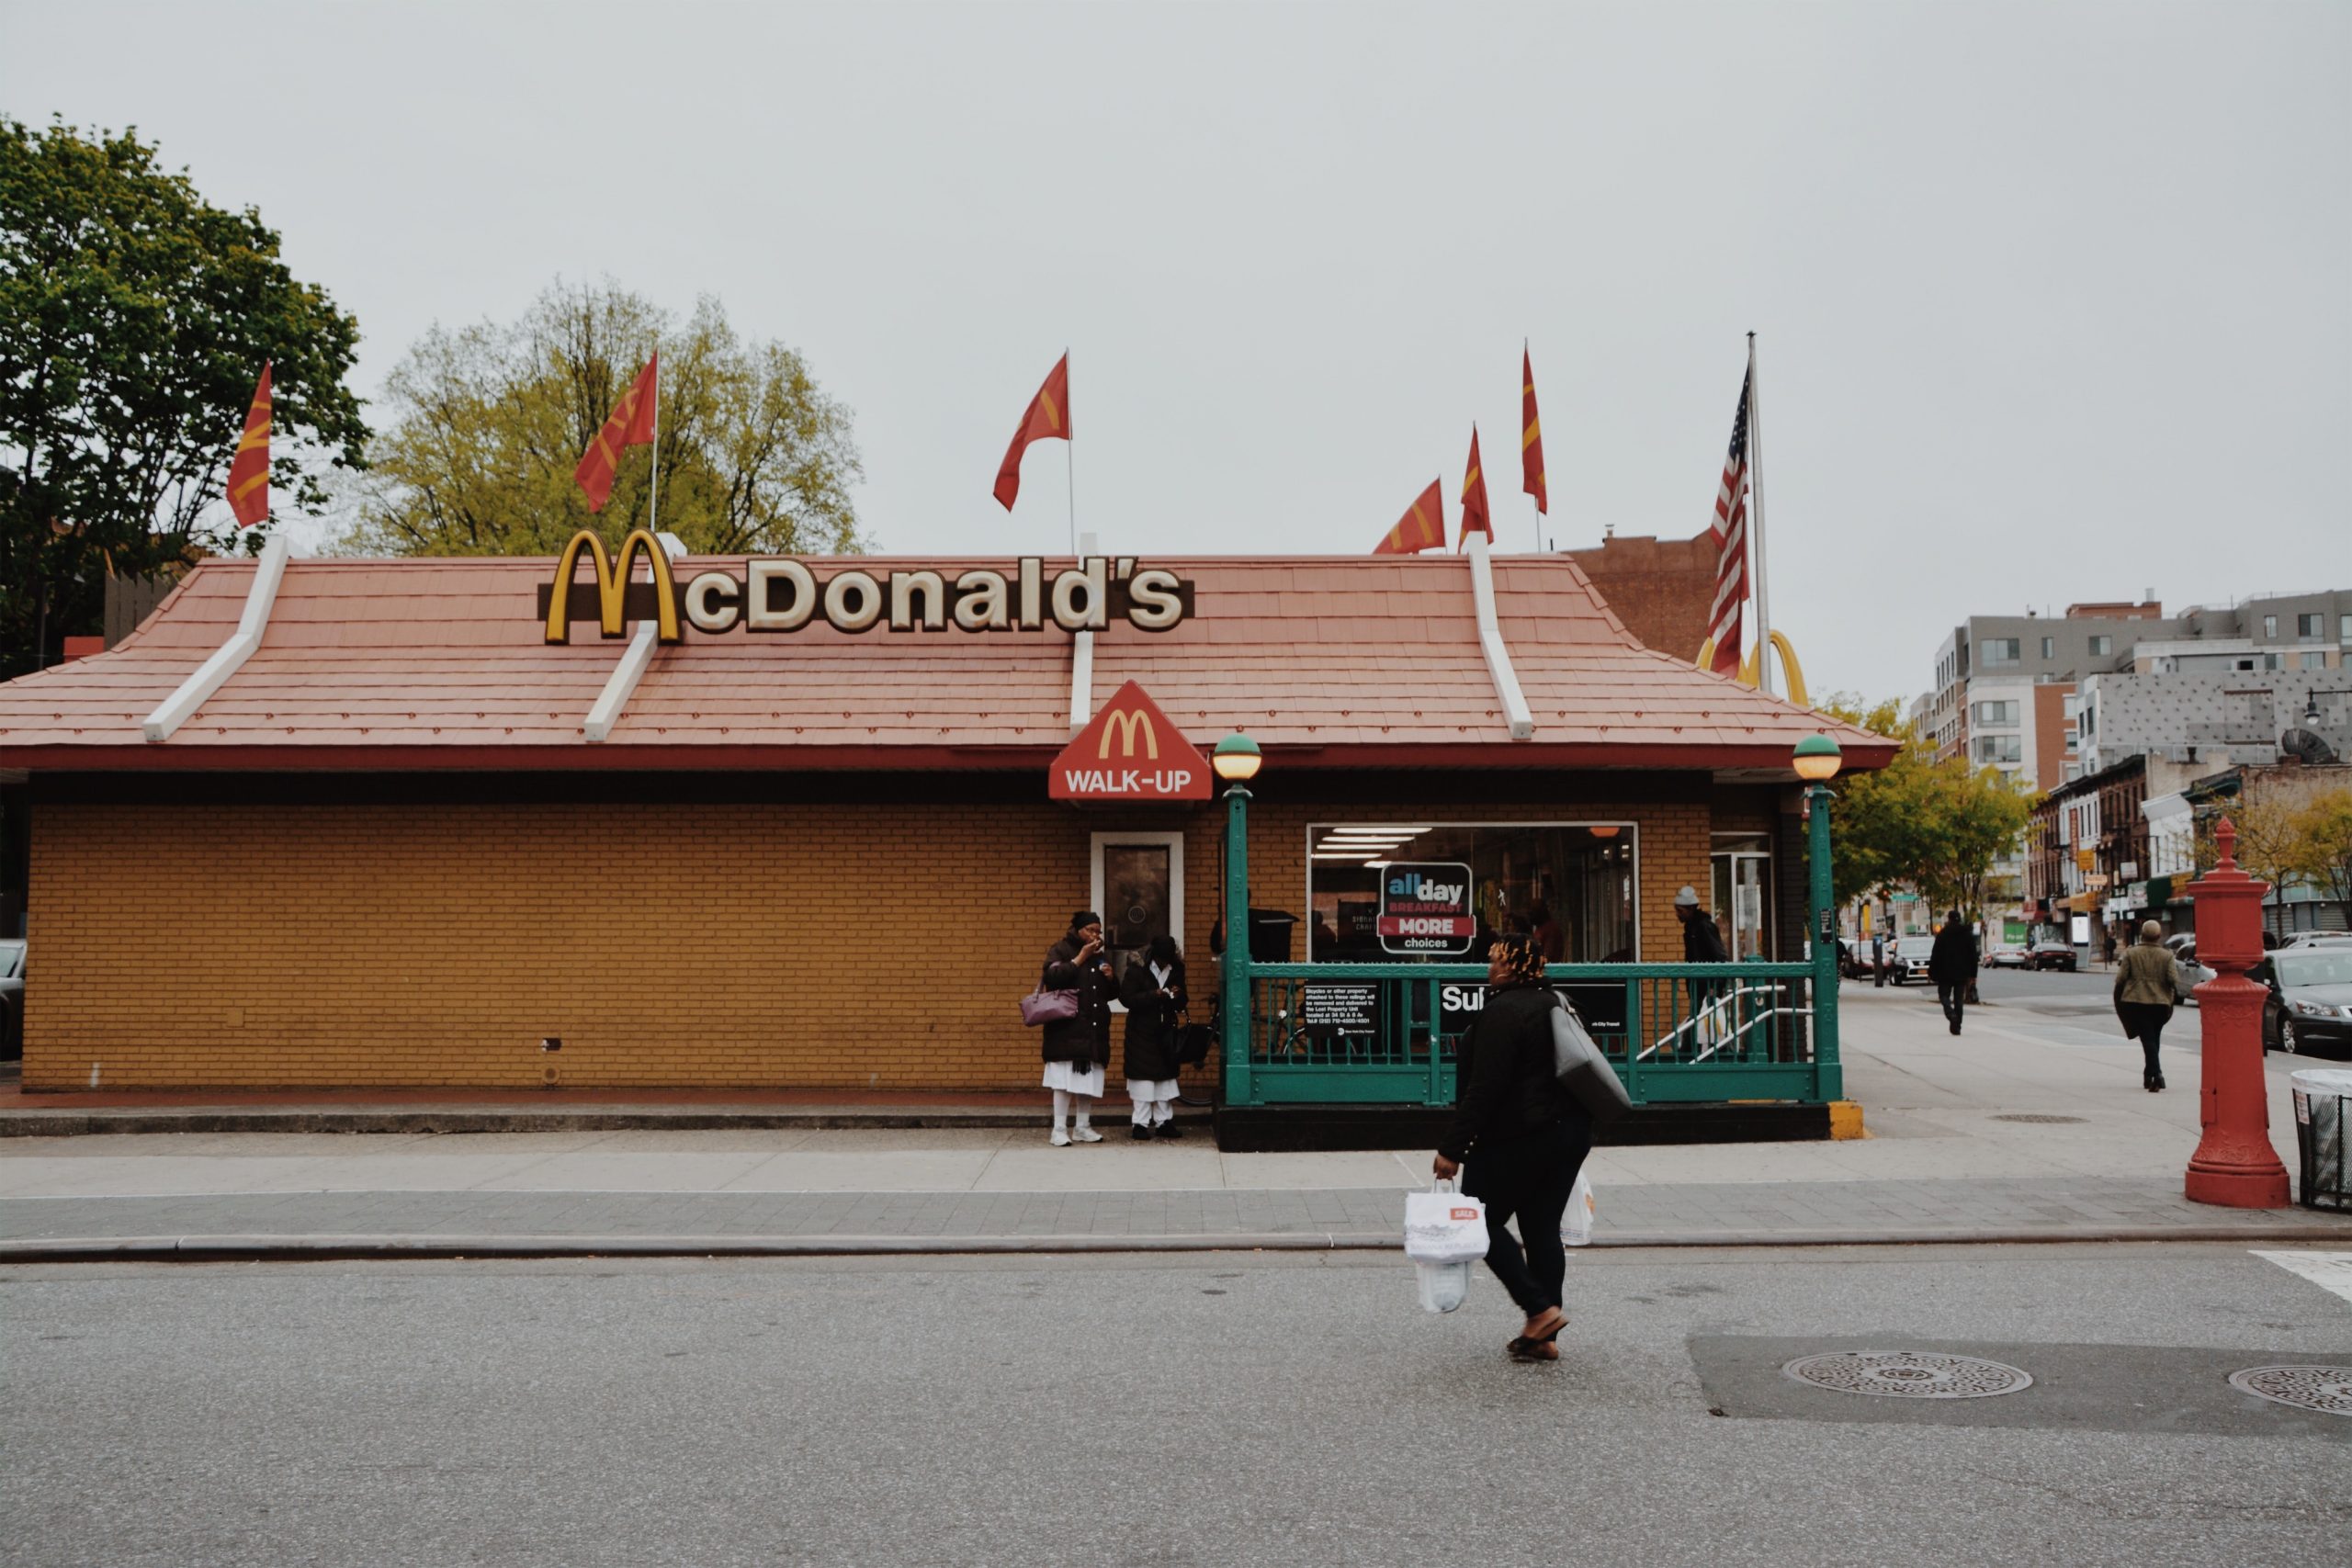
[[2290, 1068, 2352, 1213], [1246, 908, 1298, 964]]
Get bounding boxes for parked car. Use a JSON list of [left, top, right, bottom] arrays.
[[1889, 935, 1935, 984], [2170, 939, 2212, 1004], [2026, 938, 2078, 972], [0, 939, 21, 1059], [2279, 931, 2352, 951], [2254, 947, 2352, 1057], [1983, 942, 2030, 969], [1837, 938, 1867, 979]]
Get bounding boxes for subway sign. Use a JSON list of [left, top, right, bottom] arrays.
[[538, 529, 1195, 644]]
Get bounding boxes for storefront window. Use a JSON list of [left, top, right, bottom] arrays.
[[1712, 833, 1774, 961], [1306, 822, 1637, 964]]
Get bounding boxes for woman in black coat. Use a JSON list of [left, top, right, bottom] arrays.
[[1432, 933, 1591, 1361], [1118, 934, 1188, 1141], [1040, 910, 1116, 1145]]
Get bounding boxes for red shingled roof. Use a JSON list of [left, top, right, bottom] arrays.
[[0, 553, 1894, 773]]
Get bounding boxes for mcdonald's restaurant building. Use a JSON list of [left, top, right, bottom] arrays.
[[0, 534, 1889, 1095]]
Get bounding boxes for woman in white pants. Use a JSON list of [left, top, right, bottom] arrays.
[[1038, 912, 1115, 1145], [1118, 934, 1188, 1139]]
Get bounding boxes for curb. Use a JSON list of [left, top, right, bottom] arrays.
[[0, 1109, 1215, 1138], [6, 1223, 2352, 1263]]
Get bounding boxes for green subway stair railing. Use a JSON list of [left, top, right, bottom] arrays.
[[1221, 962, 1832, 1108]]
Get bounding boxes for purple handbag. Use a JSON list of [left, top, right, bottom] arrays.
[[1021, 988, 1080, 1027]]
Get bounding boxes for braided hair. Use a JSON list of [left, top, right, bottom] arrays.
[[1487, 931, 1547, 984]]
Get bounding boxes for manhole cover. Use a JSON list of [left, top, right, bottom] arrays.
[[2227, 1365, 2352, 1416], [1782, 1351, 2033, 1399], [1993, 1114, 2085, 1124]]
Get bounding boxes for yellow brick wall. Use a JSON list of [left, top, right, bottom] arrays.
[[23, 786, 1723, 1091]]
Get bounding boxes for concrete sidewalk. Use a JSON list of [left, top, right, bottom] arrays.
[[6, 984, 2347, 1258]]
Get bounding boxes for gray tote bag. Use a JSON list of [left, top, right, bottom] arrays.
[[1549, 994, 1632, 1125]]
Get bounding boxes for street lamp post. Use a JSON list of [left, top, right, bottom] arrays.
[[1794, 734, 1844, 1099], [1212, 733, 1262, 1108]]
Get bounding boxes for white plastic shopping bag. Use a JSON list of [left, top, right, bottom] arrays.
[[1415, 1260, 1471, 1314], [1560, 1170, 1596, 1247], [1404, 1179, 1489, 1265]]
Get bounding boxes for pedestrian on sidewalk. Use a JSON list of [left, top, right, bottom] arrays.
[[1119, 933, 1188, 1140], [1431, 933, 1591, 1364], [1673, 885, 1729, 1047], [1041, 911, 1116, 1145], [1929, 908, 1977, 1035], [2113, 919, 2182, 1092]]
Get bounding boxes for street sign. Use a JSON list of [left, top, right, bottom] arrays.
[[1376, 862, 1476, 955]]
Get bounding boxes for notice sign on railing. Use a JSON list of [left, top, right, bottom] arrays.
[[1299, 982, 1381, 1038], [1378, 863, 1476, 955]]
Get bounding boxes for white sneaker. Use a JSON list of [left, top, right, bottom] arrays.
[[1071, 1125, 1103, 1143], [1049, 1128, 1071, 1147]]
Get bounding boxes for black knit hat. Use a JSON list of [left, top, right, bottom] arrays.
[[1070, 910, 1103, 931]]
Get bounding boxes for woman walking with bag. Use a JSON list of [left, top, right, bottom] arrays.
[[1040, 911, 1116, 1145], [1431, 933, 1593, 1362], [1118, 933, 1188, 1140], [2114, 919, 2183, 1091]]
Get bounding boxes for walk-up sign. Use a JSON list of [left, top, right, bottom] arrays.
[[1049, 681, 1212, 801]]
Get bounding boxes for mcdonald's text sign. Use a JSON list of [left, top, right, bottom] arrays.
[[1049, 681, 1212, 801]]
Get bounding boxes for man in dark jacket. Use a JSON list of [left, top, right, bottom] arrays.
[[1432, 934, 1591, 1362], [1928, 909, 1978, 1035], [1673, 885, 1729, 963]]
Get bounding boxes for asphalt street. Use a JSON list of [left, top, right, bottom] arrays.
[[3, 1244, 2346, 1568]]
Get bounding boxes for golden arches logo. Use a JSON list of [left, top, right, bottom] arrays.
[[1693, 627, 1809, 708], [1098, 707, 1159, 761], [545, 527, 682, 645]]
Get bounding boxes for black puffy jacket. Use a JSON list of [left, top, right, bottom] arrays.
[[1440, 981, 1582, 1163], [1040, 936, 1115, 1067]]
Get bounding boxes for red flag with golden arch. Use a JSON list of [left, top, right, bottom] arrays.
[[1521, 345, 1546, 514], [225, 363, 272, 527], [993, 354, 1070, 511], [1373, 479, 1446, 555], [1457, 426, 1492, 548], [573, 355, 659, 513]]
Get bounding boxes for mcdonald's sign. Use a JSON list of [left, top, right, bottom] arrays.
[[542, 529, 681, 645], [1050, 680, 1211, 800]]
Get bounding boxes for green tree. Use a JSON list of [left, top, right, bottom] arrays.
[[2292, 789, 2352, 923], [346, 280, 863, 558], [0, 118, 368, 677], [1815, 693, 2037, 919]]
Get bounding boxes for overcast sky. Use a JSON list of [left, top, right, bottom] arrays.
[[5, 1, 2346, 702]]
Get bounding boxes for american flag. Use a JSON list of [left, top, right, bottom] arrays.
[[1706, 369, 1751, 675]]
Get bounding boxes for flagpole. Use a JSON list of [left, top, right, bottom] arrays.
[[647, 341, 662, 539], [1063, 346, 1076, 557], [1745, 331, 1772, 697]]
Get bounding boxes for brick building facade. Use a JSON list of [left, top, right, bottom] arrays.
[[0, 544, 1885, 1092]]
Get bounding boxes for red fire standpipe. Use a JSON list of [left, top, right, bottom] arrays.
[[2183, 817, 2291, 1208]]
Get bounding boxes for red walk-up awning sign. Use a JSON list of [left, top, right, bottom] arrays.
[[1050, 681, 1213, 801]]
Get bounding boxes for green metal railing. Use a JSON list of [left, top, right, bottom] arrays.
[[1223, 961, 1826, 1107]]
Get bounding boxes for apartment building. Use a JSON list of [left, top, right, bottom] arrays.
[[1925, 600, 2169, 792]]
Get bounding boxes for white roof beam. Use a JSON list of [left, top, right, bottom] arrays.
[[582, 534, 686, 744], [141, 533, 293, 743], [1464, 532, 1536, 740]]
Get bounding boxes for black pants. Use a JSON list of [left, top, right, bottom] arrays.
[[1464, 1118, 1593, 1318], [2119, 1002, 2171, 1078], [1937, 982, 1966, 1033]]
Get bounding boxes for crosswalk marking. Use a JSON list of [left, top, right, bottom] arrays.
[[2251, 1250, 2352, 1306]]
